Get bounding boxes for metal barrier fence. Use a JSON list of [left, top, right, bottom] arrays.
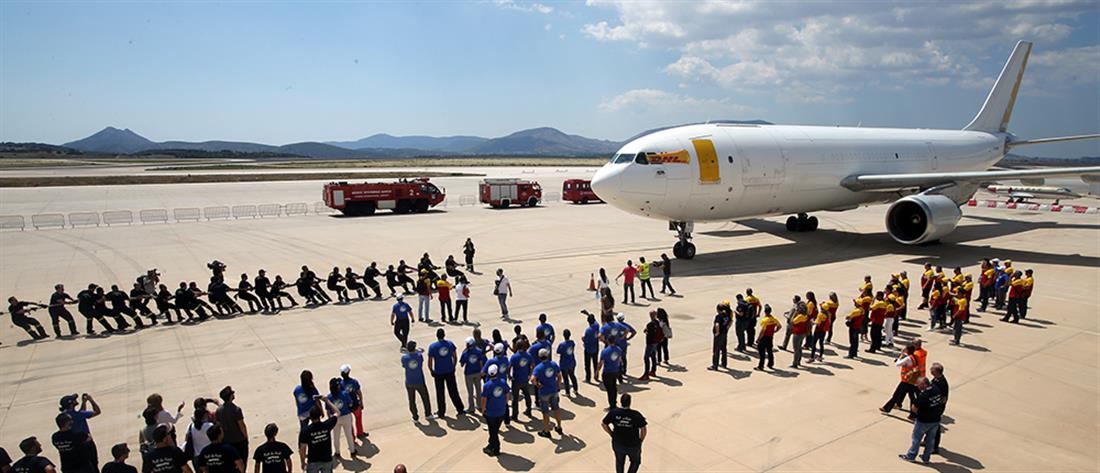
[[2, 194, 584, 231], [68, 211, 101, 228], [0, 215, 26, 231]]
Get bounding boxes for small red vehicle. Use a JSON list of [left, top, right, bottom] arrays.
[[479, 178, 542, 208], [323, 178, 445, 216], [562, 179, 603, 204]]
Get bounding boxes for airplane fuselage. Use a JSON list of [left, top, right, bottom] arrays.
[[592, 123, 1005, 222]]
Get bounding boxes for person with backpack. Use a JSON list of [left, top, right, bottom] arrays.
[[454, 276, 470, 324]]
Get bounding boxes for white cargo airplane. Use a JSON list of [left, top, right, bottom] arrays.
[[591, 41, 1100, 259], [985, 184, 1081, 203]]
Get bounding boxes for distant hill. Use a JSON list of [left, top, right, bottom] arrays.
[[328, 134, 488, 153], [998, 153, 1100, 167], [468, 127, 620, 156], [64, 127, 155, 154]]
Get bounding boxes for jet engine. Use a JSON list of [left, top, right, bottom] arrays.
[[885, 194, 962, 245]]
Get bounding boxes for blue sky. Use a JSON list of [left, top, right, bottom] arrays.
[[1, 0, 1098, 157]]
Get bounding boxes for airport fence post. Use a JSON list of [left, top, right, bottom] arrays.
[[140, 209, 170, 224], [257, 203, 281, 218], [232, 204, 258, 219], [31, 213, 66, 230], [102, 210, 134, 226], [173, 207, 202, 222], [203, 206, 231, 220], [67, 211, 101, 228], [0, 215, 26, 231]]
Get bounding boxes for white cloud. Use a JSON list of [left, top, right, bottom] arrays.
[[1030, 45, 1100, 85], [583, 0, 1098, 103], [544, 23, 552, 31], [599, 88, 757, 114], [493, 0, 553, 14]]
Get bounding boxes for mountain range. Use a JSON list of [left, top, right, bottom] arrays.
[[60, 121, 774, 158]]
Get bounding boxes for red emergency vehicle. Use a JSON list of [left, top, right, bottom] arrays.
[[323, 178, 445, 216], [562, 179, 602, 204], [479, 178, 542, 208]]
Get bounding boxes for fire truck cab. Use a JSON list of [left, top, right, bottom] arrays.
[[323, 178, 445, 216], [562, 179, 602, 204], [479, 178, 542, 209]]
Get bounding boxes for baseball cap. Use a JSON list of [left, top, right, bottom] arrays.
[[539, 348, 549, 359], [487, 365, 499, 377], [60, 394, 78, 410], [339, 364, 351, 374], [616, 313, 625, 321], [465, 337, 475, 346], [494, 343, 505, 354], [396, 294, 405, 300]]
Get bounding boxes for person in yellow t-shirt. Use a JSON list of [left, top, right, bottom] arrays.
[[950, 267, 965, 291], [1022, 269, 1035, 319], [857, 290, 874, 341], [859, 276, 873, 297], [868, 293, 889, 353], [978, 259, 996, 312], [755, 305, 781, 371], [821, 292, 839, 344], [844, 301, 864, 359], [810, 300, 830, 362], [801, 291, 818, 350], [951, 292, 969, 345]]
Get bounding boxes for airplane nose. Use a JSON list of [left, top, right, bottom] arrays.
[[591, 164, 620, 201]]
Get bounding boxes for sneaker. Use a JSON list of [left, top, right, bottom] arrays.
[[707, 366, 717, 371], [426, 414, 437, 420], [554, 426, 563, 435], [412, 416, 419, 422], [482, 446, 494, 456], [898, 454, 915, 462], [538, 431, 551, 439]]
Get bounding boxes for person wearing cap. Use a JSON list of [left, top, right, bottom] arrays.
[[400, 341, 435, 422], [14, 438, 56, 473], [51, 413, 94, 473], [557, 329, 579, 396], [214, 388, 248, 464], [596, 335, 625, 408], [427, 329, 465, 418], [322, 379, 356, 458], [508, 339, 536, 421], [102, 443, 136, 473], [482, 343, 510, 381], [337, 366, 365, 439], [250, 424, 291, 473], [297, 399, 339, 473], [196, 425, 244, 473], [478, 364, 510, 457], [581, 314, 600, 384], [709, 303, 732, 371], [993, 260, 1010, 310], [602, 394, 646, 473], [143, 424, 191, 473], [292, 372, 319, 432], [59, 394, 100, 470], [390, 295, 413, 351], [531, 348, 564, 438], [755, 305, 781, 371], [459, 337, 486, 414], [535, 313, 555, 344]]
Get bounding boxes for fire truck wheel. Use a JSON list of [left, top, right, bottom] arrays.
[[580, 199, 588, 205], [361, 202, 376, 216], [500, 199, 511, 208], [527, 197, 538, 208], [395, 200, 412, 214], [414, 199, 429, 213]]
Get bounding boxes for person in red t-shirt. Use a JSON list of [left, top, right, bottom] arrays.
[[615, 261, 637, 305]]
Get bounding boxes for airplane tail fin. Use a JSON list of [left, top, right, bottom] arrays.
[[964, 40, 1032, 133]]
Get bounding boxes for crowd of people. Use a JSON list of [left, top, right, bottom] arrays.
[[1, 252, 1035, 473]]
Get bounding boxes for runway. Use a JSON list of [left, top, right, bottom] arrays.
[[0, 170, 1098, 472]]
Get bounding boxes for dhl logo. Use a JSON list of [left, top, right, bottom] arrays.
[[648, 149, 690, 164]]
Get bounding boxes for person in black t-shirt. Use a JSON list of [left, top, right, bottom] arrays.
[[12, 437, 56, 473], [214, 387, 248, 465], [900, 377, 945, 464], [196, 426, 242, 473], [51, 414, 94, 473], [710, 303, 732, 370], [2, 446, 14, 473], [48, 284, 79, 337], [601, 394, 647, 473], [143, 426, 192, 473], [251, 424, 292, 473], [930, 363, 950, 455], [297, 400, 338, 473], [6, 297, 48, 341], [101, 444, 137, 473]]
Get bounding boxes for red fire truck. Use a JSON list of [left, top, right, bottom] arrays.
[[562, 179, 602, 204], [479, 178, 542, 208], [323, 178, 445, 216]]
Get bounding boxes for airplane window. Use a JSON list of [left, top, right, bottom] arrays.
[[634, 152, 649, 165], [614, 153, 634, 164]]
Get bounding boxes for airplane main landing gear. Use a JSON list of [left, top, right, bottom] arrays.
[[670, 221, 696, 259], [785, 213, 818, 232]]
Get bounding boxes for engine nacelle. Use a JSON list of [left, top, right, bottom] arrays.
[[885, 194, 962, 245]]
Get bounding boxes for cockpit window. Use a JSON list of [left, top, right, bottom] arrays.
[[634, 152, 649, 165], [613, 153, 634, 164]]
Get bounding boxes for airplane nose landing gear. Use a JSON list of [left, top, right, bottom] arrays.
[[670, 221, 696, 259], [785, 213, 819, 232]]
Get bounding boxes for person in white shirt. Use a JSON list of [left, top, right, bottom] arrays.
[[186, 408, 213, 467], [494, 269, 512, 321], [455, 276, 470, 324]]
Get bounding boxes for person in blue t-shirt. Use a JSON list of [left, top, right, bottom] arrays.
[[582, 314, 600, 383], [478, 365, 510, 458], [531, 349, 564, 439], [536, 313, 556, 344], [614, 314, 636, 379], [557, 330, 579, 396], [292, 371, 319, 431], [59, 393, 101, 469], [508, 340, 535, 422], [400, 341, 434, 422], [325, 377, 357, 458], [391, 295, 413, 351], [597, 336, 625, 409], [338, 365, 366, 439], [528, 328, 551, 362], [428, 329, 465, 418], [483, 344, 509, 378], [459, 337, 487, 414]]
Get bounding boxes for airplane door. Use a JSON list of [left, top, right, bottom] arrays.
[[691, 138, 721, 184], [927, 142, 938, 170]]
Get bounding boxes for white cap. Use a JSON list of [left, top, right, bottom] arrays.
[[487, 365, 499, 376], [340, 364, 351, 374], [494, 343, 505, 353], [396, 294, 405, 300], [616, 313, 625, 321], [539, 348, 549, 359], [465, 337, 475, 346]]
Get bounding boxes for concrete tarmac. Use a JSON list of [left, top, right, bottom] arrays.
[[0, 172, 1098, 472]]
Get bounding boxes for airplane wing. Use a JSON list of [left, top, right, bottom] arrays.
[[841, 166, 1100, 192]]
